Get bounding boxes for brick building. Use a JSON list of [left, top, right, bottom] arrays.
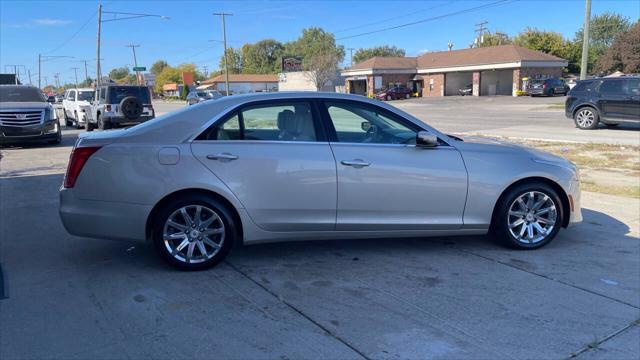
[[341, 45, 567, 97]]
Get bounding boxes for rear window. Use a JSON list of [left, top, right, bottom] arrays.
[[108, 87, 150, 104], [0, 87, 45, 102]]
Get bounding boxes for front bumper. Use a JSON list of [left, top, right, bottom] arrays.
[[567, 180, 582, 226], [528, 88, 547, 95], [59, 187, 151, 242], [0, 121, 59, 144]]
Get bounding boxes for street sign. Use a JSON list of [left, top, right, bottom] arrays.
[[133, 66, 146, 72]]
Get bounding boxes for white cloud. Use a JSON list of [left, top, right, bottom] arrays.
[[33, 18, 71, 26]]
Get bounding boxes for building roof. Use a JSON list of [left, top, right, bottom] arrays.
[[348, 57, 418, 71], [417, 44, 565, 69], [202, 74, 279, 84]]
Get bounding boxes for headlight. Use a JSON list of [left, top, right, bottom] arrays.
[[46, 107, 57, 121]]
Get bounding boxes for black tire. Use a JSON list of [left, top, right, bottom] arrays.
[[492, 182, 564, 250], [386, 95, 392, 101], [86, 120, 95, 132], [63, 110, 72, 127], [97, 114, 111, 131], [152, 194, 237, 270], [574, 106, 599, 130]]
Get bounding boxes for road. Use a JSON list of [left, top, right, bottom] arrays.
[[0, 97, 638, 359]]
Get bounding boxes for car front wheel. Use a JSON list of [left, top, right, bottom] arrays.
[[152, 194, 236, 270], [574, 107, 599, 129], [493, 183, 563, 249]]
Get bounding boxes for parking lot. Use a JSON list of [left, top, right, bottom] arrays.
[[1, 96, 639, 359]]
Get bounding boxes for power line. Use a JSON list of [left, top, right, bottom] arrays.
[[46, 9, 98, 54], [336, 0, 513, 41], [334, 1, 453, 34]]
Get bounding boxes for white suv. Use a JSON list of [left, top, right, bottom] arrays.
[[62, 88, 94, 128]]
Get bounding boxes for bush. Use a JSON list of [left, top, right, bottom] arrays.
[[180, 85, 190, 101]]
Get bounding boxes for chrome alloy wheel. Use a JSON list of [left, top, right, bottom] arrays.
[[163, 205, 225, 264], [507, 191, 557, 244], [575, 109, 595, 128]]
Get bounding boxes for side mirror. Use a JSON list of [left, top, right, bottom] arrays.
[[416, 131, 438, 147], [361, 121, 371, 131]]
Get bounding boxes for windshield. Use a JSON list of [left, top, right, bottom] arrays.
[[0, 87, 45, 102], [77, 91, 94, 101], [108, 87, 150, 104], [196, 92, 207, 97]]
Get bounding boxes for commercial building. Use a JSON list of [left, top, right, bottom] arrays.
[[198, 74, 278, 94], [278, 70, 344, 92], [341, 45, 568, 97]]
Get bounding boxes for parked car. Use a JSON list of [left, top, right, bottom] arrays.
[[375, 86, 412, 101], [55, 93, 65, 103], [87, 85, 154, 131], [186, 90, 223, 105], [59, 92, 582, 270], [528, 78, 569, 96], [0, 85, 61, 145], [566, 76, 640, 130], [62, 88, 94, 128], [46, 95, 56, 103], [459, 84, 473, 96]]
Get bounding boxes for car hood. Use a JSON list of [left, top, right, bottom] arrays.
[[0, 102, 50, 109], [454, 135, 573, 167]]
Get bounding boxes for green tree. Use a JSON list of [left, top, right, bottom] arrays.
[[150, 60, 169, 75], [572, 12, 632, 74], [243, 39, 284, 74], [108, 66, 130, 82], [595, 22, 640, 74], [176, 63, 205, 81], [180, 83, 190, 100], [479, 31, 512, 47], [219, 47, 243, 74], [352, 45, 405, 64], [154, 66, 181, 93]]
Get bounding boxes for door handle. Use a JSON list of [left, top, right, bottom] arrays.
[[206, 153, 238, 161], [341, 159, 370, 168]]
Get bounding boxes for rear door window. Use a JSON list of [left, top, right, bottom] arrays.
[[108, 87, 150, 104], [599, 80, 625, 95]]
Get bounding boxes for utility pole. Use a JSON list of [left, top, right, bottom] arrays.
[[580, 0, 591, 80], [71, 67, 80, 87], [126, 44, 142, 85], [54, 73, 60, 88], [474, 21, 488, 47], [44, 76, 49, 88], [202, 65, 209, 78], [28, 69, 32, 85], [214, 12, 232, 96], [347, 48, 355, 67], [39, 54, 42, 88], [81, 60, 89, 83], [96, 3, 102, 87]]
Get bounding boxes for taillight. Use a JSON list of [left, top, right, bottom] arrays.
[[543, 83, 548, 89], [63, 146, 102, 188]]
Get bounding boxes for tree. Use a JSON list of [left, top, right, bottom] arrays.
[[176, 63, 205, 81], [352, 45, 405, 64], [572, 12, 632, 74], [150, 60, 169, 75], [514, 27, 569, 57], [243, 39, 284, 74], [108, 66, 130, 82], [219, 47, 243, 74], [595, 22, 640, 74], [154, 66, 181, 93], [304, 53, 340, 91], [180, 83, 190, 100], [479, 31, 512, 47]]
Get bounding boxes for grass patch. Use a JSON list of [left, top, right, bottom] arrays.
[[581, 181, 640, 198], [546, 103, 565, 109]]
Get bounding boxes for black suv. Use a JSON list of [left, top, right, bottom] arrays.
[[0, 85, 61, 146], [565, 77, 640, 129], [528, 78, 569, 96], [88, 85, 154, 131]]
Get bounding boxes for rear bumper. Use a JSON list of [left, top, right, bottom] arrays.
[[528, 89, 547, 95], [59, 188, 151, 242], [105, 114, 154, 126]]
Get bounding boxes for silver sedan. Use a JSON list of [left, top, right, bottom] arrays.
[[59, 92, 582, 270]]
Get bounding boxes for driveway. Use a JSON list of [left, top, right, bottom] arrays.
[[0, 122, 638, 359]]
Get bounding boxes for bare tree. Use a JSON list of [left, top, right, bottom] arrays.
[[304, 53, 339, 91]]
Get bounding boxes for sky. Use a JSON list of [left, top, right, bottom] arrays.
[[1, 0, 638, 87]]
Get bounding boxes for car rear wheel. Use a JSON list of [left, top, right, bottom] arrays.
[[492, 183, 563, 249], [63, 110, 72, 127], [405, 93, 410, 99], [152, 195, 236, 270], [574, 107, 599, 130], [97, 114, 111, 131]]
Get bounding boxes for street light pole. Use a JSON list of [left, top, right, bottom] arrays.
[[126, 44, 142, 85], [580, 0, 591, 80], [96, 3, 102, 87], [38, 55, 74, 89], [214, 12, 232, 96], [71, 67, 79, 87]]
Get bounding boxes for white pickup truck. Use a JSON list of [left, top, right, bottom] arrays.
[[62, 88, 94, 128]]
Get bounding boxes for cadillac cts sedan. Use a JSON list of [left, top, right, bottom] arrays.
[[59, 92, 582, 270]]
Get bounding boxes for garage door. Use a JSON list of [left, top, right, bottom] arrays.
[[480, 70, 513, 96], [445, 72, 473, 96]]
